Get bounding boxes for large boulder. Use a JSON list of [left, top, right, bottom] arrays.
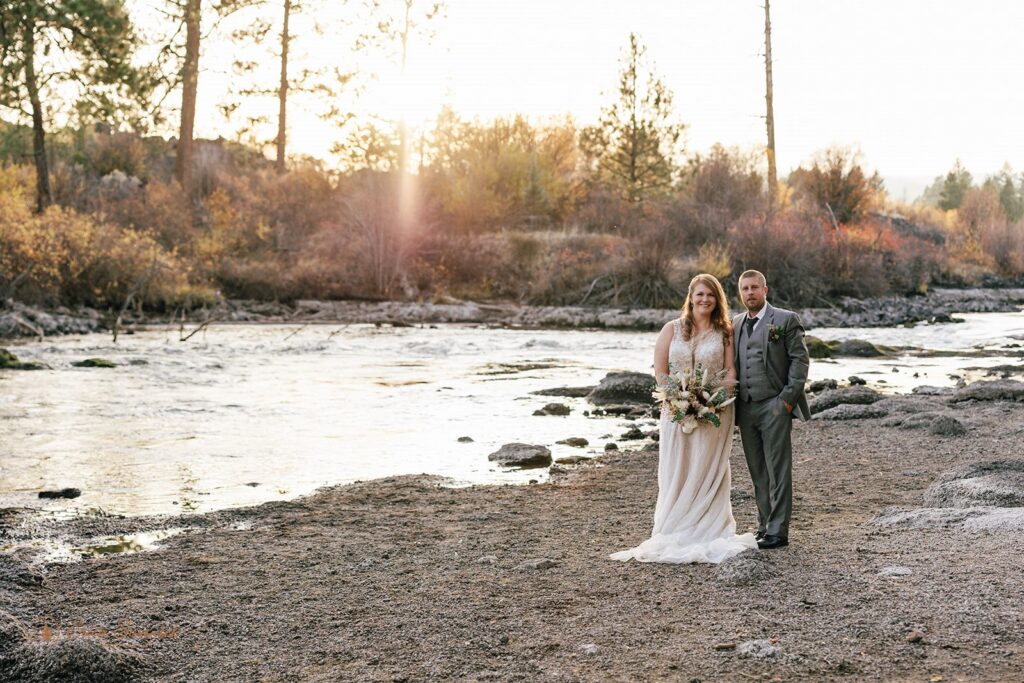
[[924, 460, 1024, 508], [950, 380, 1024, 404], [808, 386, 882, 414], [586, 371, 656, 405], [803, 336, 837, 359], [871, 506, 1024, 533], [487, 443, 552, 469], [882, 411, 967, 436], [834, 338, 886, 357]]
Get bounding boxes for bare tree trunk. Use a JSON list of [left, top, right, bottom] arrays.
[[397, 0, 412, 177], [175, 0, 202, 192], [275, 0, 291, 174], [23, 24, 52, 213], [764, 0, 777, 208]]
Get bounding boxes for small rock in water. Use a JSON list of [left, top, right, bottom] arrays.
[[531, 386, 594, 398], [605, 443, 619, 451], [556, 437, 588, 447], [533, 403, 570, 416], [578, 643, 600, 655], [38, 488, 81, 499], [878, 566, 913, 577], [555, 455, 589, 465], [807, 378, 838, 393], [620, 426, 644, 440], [515, 558, 556, 571], [71, 358, 118, 368], [245, 482, 260, 487], [457, 436, 474, 443], [848, 376, 867, 386], [0, 348, 49, 371], [737, 639, 780, 659]]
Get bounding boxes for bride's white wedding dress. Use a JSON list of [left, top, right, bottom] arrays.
[[610, 319, 758, 564]]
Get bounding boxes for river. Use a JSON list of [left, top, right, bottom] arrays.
[[1, 310, 1022, 519]]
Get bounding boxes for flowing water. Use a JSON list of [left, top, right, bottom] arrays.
[[1, 310, 1022, 520]]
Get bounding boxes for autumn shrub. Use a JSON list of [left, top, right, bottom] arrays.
[[789, 147, 883, 224], [527, 231, 627, 305], [0, 185, 201, 309], [726, 210, 831, 306], [415, 232, 515, 300], [81, 131, 148, 179], [979, 221, 1024, 276]]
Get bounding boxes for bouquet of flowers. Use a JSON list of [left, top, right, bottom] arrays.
[[652, 364, 736, 434]]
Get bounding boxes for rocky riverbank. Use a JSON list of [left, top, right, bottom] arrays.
[[2, 380, 1023, 681], [2, 287, 1024, 340]]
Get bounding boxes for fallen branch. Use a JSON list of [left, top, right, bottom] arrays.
[[179, 315, 221, 342], [13, 315, 43, 342], [284, 323, 309, 340]]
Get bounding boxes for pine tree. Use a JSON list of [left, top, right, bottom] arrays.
[[0, 1, 150, 212], [580, 33, 684, 203]]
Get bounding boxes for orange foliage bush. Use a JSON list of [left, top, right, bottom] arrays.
[[0, 183, 200, 308]]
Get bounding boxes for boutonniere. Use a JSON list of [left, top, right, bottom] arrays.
[[767, 324, 782, 343]]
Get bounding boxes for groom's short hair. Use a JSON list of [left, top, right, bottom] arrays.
[[739, 269, 767, 286]]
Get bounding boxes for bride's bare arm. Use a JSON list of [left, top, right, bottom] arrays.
[[722, 330, 737, 388], [653, 321, 674, 386]]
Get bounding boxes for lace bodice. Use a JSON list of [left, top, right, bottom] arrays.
[[668, 319, 726, 377]]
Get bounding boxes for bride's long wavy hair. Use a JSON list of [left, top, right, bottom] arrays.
[[679, 273, 732, 342]]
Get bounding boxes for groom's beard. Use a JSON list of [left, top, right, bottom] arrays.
[[744, 302, 765, 317]]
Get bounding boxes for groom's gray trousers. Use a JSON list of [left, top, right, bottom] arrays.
[[735, 398, 792, 538]]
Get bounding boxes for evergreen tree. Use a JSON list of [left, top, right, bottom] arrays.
[[938, 159, 973, 211], [0, 0, 150, 212], [580, 33, 684, 203]]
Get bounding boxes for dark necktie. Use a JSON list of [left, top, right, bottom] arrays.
[[745, 316, 757, 339]]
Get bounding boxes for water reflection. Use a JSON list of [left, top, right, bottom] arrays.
[[0, 528, 187, 564]]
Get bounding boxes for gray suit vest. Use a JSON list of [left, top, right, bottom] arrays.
[[738, 320, 777, 402]]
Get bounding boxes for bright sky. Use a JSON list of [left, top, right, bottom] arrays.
[[190, 0, 1024, 200]]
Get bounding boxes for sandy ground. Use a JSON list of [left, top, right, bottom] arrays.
[[2, 392, 1024, 682]]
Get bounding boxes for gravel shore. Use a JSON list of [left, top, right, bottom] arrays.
[[2, 389, 1024, 682]]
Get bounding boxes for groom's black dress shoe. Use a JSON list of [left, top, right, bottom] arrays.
[[757, 535, 789, 550]]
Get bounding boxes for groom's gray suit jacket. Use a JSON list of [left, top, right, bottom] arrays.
[[732, 303, 811, 421]]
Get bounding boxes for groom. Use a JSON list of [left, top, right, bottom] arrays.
[[732, 270, 810, 550]]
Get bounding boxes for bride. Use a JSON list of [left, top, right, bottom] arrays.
[[610, 273, 758, 564]]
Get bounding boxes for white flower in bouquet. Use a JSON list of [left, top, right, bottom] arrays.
[[680, 414, 698, 434]]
